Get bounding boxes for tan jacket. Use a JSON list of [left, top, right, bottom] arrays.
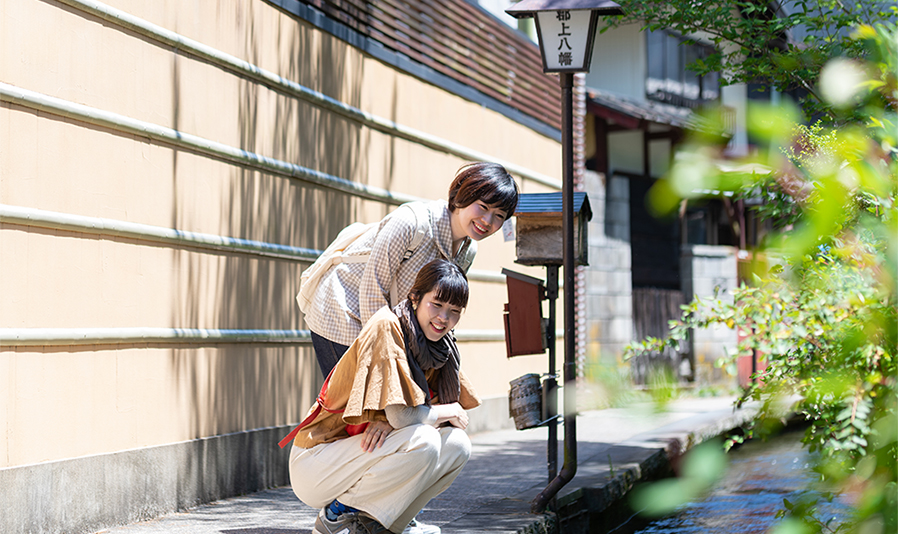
[[293, 307, 481, 448]]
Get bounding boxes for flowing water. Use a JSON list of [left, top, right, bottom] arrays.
[[613, 428, 849, 534]]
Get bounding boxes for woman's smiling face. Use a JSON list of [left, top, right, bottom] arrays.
[[414, 289, 463, 341], [451, 200, 508, 242]]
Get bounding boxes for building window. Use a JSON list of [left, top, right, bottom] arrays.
[[646, 30, 719, 108]]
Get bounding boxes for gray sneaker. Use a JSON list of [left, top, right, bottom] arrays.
[[312, 508, 359, 534], [312, 508, 389, 534], [355, 513, 391, 533]]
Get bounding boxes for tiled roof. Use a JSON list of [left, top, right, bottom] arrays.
[[586, 88, 727, 135], [588, 88, 692, 128], [514, 192, 592, 220]]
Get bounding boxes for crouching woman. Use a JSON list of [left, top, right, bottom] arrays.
[[285, 259, 480, 534]]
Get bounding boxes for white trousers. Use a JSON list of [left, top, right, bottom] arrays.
[[289, 424, 471, 533]]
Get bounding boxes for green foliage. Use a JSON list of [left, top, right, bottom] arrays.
[[773, 491, 849, 534], [624, 22, 897, 534], [581, 360, 655, 409], [604, 0, 897, 118]]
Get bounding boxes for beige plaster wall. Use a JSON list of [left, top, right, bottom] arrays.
[[0, 0, 561, 468]]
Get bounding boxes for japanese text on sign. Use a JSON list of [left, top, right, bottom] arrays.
[[557, 10, 572, 65], [536, 9, 593, 71]]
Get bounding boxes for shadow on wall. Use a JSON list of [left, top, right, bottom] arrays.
[[168, 6, 386, 439]]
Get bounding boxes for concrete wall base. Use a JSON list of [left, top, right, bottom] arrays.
[[1, 396, 511, 534], [468, 395, 514, 435], [2, 426, 291, 534]]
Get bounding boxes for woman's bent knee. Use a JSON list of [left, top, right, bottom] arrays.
[[406, 424, 442, 462], [441, 427, 471, 453], [288, 448, 328, 508], [443, 427, 472, 463]]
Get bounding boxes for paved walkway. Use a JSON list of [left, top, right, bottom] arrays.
[[94, 396, 753, 534]]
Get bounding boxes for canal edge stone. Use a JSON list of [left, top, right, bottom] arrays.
[[553, 402, 760, 533]]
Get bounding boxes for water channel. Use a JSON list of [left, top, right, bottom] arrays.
[[608, 427, 849, 534]]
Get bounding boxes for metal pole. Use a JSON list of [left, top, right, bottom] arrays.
[[545, 265, 559, 483], [532, 72, 577, 512], [752, 344, 758, 385]]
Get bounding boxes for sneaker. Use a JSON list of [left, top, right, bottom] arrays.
[[312, 507, 359, 534], [402, 517, 441, 534], [355, 514, 390, 534]]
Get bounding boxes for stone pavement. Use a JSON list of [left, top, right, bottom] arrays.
[[94, 396, 754, 534]]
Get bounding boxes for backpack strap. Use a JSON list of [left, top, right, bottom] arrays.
[[455, 238, 477, 274], [400, 202, 430, 262], [389, 202, 430, 307]]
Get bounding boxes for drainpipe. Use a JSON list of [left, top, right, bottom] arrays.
[[531, 72, 578, 513]]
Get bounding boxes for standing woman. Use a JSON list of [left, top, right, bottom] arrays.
[[287, 260, 480, 534], [303, 162, 518, 378]]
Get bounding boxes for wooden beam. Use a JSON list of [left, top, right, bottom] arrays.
[[586, 100, 641, 130], [646, 129, 680, 140]]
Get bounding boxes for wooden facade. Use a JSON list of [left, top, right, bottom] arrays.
[[274, 0, 563, 131]]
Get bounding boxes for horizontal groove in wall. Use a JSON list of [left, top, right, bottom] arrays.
[[0, 82, 418, 206], [0, 204, 320, 262], [454, 329, 505, 342], [0, 204, 505, 284], [454, 329, 565, 343], [54, 0, 561, 190], [0, 327, 528, 347], [467, 269, 506, 284], [0, 328, 313, 346]]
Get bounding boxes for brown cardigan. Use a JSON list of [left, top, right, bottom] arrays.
[[293, 307, 481, 449]]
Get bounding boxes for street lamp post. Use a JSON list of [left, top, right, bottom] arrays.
[[505, 0, 623, 513]]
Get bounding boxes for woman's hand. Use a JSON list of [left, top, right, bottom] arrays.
[[434, 402, 468, 430], [360, 420, 393, 452]]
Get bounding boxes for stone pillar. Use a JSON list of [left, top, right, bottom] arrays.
[[680, 244, 739, 387], [583, 171, 633, 374]]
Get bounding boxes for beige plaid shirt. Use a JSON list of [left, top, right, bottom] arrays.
[[303, 200, 475, 346]]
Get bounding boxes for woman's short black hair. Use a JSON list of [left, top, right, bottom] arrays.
[[448, 162, 519, 218], [408, 259, 469, 309]]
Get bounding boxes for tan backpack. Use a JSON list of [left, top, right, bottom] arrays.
[[296, 202, 475, 314]]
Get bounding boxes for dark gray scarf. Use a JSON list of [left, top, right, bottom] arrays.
[[392, 299, 461, 406]]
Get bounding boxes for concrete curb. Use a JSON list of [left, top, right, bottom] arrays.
[[542, 400, 757, 533]]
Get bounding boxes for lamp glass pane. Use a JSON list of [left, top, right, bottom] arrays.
[[536, 10, 593, 71]]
